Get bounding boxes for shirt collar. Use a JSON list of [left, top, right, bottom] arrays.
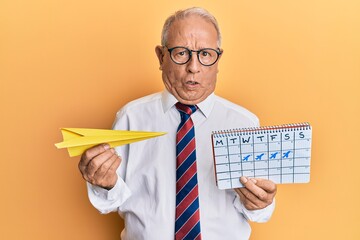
[[161, 89, 215, 118]]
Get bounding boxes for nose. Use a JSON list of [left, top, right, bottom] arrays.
[[185, 52, 201, 73]]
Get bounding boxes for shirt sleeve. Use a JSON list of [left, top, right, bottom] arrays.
[[87, 179, 131, 214], [233, 194, 275, 223], [86, 107, 132, 214]]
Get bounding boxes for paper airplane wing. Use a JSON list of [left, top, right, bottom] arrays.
[[55, 128, 166, 157]]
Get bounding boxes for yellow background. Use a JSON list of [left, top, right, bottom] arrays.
[[1, 0, 359, 239]]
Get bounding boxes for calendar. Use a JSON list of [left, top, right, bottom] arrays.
[[211, 123, 312, 189]]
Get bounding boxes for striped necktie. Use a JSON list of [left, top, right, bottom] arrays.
[[175, 102, 202, 240]]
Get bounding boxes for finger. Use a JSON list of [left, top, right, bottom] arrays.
[[89, 154, 118, 188], [107, 154, 122, 174], [237, 186, 264, 207], [101, 156, 122, 189], [98, 154, 122, 189], [234, 188, 249, 204], [252, 178, 277, 194], [240, 176, 269, 201], [235, 188, 259, 210], [234, 188, 243, 199], [79, 144, 110, 172], [93, 151, 119, 180], [86, 148, 116, 179]]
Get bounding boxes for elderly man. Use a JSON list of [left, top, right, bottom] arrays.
[[79, 7, 276, 240]]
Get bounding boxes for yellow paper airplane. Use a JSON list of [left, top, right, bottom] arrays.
[[55, 128, 167, 157]]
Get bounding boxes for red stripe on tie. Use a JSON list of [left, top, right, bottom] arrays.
[[175, 209, 200, 240], [176, 103, 194, 115], [176, 161, 197, 194], [194, 233, 201, 240], [177, 139, 196, 166], [177, 118, 193, 142], [176, 184, 198, 219]]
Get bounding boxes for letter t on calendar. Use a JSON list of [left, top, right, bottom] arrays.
[[211, 123, 312, 190]]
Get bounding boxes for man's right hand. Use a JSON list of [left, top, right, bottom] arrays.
[[78, 144, 121, 190]]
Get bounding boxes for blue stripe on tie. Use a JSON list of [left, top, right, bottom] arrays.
[[176, 173, 198, 205], [177, 114, 190, 131], [184, 221, 201, 239], [176, 127, 195, 156], [177, 105, 197, 116], [176, 150, 196, 178], [175, 196, 199, 232]]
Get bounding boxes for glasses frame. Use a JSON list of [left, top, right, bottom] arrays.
[[165, 46, 222, 66]]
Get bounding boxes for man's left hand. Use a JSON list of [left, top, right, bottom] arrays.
[[234, 176, 277, 210]]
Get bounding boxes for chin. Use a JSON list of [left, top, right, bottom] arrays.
[[180, 96, 205, 105]]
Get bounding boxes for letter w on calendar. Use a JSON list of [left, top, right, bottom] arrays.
[[211, 123, 312, 190]]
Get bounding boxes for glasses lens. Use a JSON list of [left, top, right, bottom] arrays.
[[170, 47, 190, 64], [198, 49, 219, 66]]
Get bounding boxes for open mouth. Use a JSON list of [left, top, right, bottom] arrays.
[[186, 81, 199, 85]]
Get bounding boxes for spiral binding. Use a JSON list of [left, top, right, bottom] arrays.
[[212, 122, 311, 138]]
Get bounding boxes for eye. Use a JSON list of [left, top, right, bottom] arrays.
[[177, 51, 186, 56], [173, 49, 189, 58], [201, 51, 211, 57]]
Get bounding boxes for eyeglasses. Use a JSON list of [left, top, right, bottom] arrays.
[[165, 46, 222, 66]]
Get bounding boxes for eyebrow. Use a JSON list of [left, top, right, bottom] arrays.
[[174, 45, 218, 50]]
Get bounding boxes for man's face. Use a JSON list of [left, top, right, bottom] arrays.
[[156, 15, 222, 105]]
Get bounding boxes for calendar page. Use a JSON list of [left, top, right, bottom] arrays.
[[211, 123, 312, 189]]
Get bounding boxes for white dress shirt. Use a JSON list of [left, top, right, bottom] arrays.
[[87, 90, 275, 240]]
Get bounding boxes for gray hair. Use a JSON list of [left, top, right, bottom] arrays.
[[161, 7, 222, 48]]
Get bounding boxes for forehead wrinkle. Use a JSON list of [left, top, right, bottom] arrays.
[[169, 30, 214, 50]]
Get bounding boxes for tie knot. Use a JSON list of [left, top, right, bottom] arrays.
[[175, 102, 198, 116]]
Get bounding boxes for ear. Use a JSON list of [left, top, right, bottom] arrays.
[[155, 45, 164, 69], [216, 49, 224, 73], [218, 48, 224, 61]]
